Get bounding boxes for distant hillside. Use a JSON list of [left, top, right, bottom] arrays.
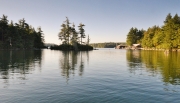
[[44, 43, 58, 47], [90, 42, 126, 48]]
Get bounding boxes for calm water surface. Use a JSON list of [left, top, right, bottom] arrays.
[[0, 49, 180, 103]]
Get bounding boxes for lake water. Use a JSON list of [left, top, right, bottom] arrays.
[[0, 49, 180, 103]]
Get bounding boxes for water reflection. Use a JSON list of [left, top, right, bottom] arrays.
[[0, 50, 42, 86], [126, 50, 180, 85], [60, 51, 90, 79], [126, 50, 142, 73]]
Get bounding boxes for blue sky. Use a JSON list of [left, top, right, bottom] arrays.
[[0, 0, 180, 44]]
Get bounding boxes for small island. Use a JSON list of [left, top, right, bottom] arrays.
[[50, 17, 93, 51]]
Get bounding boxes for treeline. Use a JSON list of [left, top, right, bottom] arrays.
[[90, 42, 126, 48], [0, 14, 44, 49], [126, 13, 180, 50], [51, 17, 93, 51]]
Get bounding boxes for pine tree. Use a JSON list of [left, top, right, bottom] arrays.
[[78, 23, 85, 44]]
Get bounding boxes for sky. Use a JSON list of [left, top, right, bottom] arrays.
[[0, 0, 180, 44]]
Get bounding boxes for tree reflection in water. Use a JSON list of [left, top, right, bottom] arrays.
[[0, 50, 42, 87], [60, 51, 90, 80], [126, 50, 180, 85]]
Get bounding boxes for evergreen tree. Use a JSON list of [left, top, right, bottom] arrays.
[[78, 23, 85, 44], [34, 27, 44, 48], [0, 15, 9, 47], [58, 23, 67, 44], [0, 14, 45, 49], [64, 17, 71, 44], [58, 17, 72, 44], [71, 23, 78, 44], [164, 13, 172, 24], [126, 27, 141, 46]]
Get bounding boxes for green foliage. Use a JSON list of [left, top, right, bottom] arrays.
[[164, 13, 172, 24], [71, 23, 79, 44], [126, 27, 144, 46], [141, 26, 161, 48], [126, 13, 180, 50], [58, 17, 87, 45], [78, 23, 85, 44], [0, 14, 45, 49]]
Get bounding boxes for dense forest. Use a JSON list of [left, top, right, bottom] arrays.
[[126, 13, 180, 50], [90, 42, 126, 48], [0, 14, 44, 49], [51, 17, 93, 50]]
